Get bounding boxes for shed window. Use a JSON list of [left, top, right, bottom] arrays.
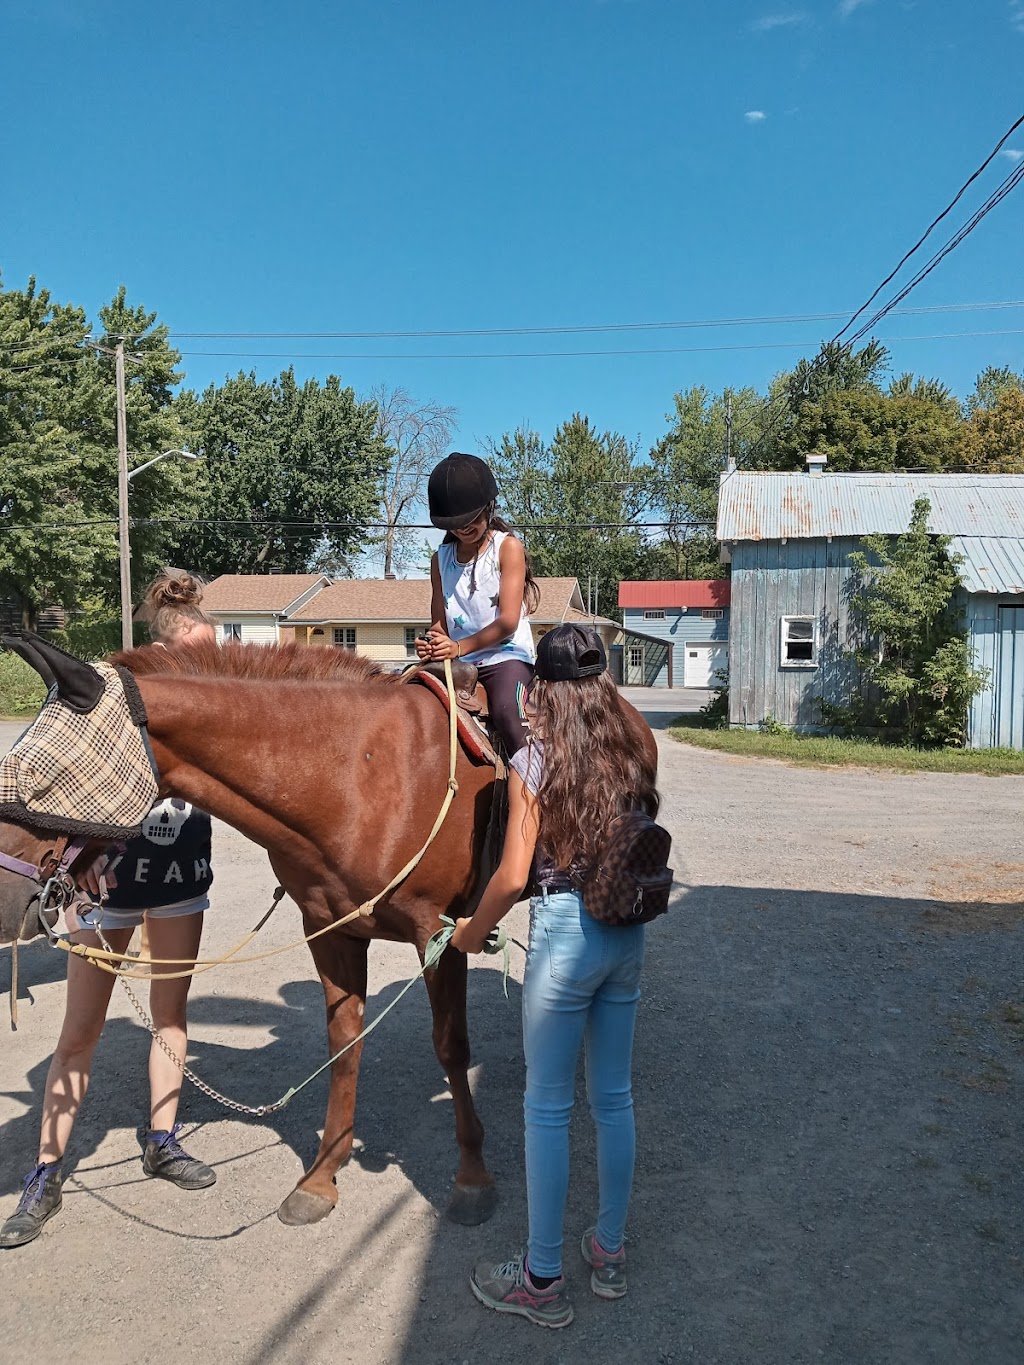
[[702, 608, 724, 620], [333, 627, 356, 649], [643, 609, 666, 620], [780, 616, 817, 668], [222, 622, 242, 641]]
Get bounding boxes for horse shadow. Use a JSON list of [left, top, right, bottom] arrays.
[[0, 944, 526, 1222]]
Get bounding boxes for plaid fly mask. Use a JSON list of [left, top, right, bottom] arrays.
[[0, 661, 159, 839]]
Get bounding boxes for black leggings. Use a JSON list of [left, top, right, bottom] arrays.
[[476, 660, 534, 757]]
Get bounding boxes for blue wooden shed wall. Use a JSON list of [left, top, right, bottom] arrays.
[[621, 606, 730, 687], [730, 539, 1024, 748]]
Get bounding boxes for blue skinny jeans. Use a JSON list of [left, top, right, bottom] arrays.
[[522, 889, 645, 1279]]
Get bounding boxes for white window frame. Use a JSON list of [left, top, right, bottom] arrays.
[[702, 608, 724, 620], [780, 615, 817, 669], [405, 625, 425, 658], [627, 644, 645, 677], [333, 627, 357, 649], [222, 622, 242, 642], [642, 609, 666, 620]]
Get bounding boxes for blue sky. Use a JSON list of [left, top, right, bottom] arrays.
[[2, 0, 1023, 456]]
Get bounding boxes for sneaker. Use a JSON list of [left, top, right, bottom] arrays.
[[470, 1251, 574, 1329], [140, 1124, 216, 1190], [580, 1227, 628, 1299], [0, 1162, 63, 1249]]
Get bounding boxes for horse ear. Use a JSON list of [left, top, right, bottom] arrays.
[[0, 632, 104, 713]]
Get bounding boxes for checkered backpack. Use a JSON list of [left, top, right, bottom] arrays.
[[580, 811, 674, 926]]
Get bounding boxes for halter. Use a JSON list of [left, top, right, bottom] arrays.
[[0, 835, 91, 919]]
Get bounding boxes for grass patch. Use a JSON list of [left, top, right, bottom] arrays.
[[0, 653, 46, 718], [666, 718, 1024, 775]]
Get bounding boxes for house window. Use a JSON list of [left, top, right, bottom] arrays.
[[780, 616, 817, 668], [222, 623, 242, 641], [643, 609, 666, 620], [333, 627, 356, 649], [628, 644, 644, 673], [702, 608, 724, 620], [405, 626, 425, 658]]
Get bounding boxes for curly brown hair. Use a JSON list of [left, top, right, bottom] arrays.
[[138, 568, 213, 645], [528, 671, 659, 875]]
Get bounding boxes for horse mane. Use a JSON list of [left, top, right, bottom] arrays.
[[111, 639, 395, 685]]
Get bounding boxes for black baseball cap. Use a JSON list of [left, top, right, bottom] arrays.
[[427, 453, 499, 531], [535, 623, 608, 682]]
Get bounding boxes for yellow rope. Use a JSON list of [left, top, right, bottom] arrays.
[[55, 660, 462, 981]]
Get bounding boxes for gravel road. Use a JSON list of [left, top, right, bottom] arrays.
[[1, 719, 1023, 1364]]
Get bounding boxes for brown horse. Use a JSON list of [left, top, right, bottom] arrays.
[[0, 637, 657, 1228]]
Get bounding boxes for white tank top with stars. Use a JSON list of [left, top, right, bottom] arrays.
[[437, 530, 536, 668]]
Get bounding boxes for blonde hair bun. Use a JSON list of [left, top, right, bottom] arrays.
[[142, 569, 204, 616]]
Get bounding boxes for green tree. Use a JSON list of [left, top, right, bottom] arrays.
[[488, 415, 656, 617], [0, 276, 106, 628], [838, 498, 987, 747], [174, 368, 384, 576], [771, 387, 964, 472], [965, 365, 1024, 417], [961, 385, 1024, 472]]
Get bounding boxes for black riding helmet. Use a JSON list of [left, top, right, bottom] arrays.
[[535, 623, 608, 682], [428, 453, 499, 531]]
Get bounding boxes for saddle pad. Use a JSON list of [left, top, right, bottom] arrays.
[[407, 670, 499, 767], [0, 663, 159, 838]]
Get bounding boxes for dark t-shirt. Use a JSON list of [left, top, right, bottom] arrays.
[[103, 798, 214, 910]]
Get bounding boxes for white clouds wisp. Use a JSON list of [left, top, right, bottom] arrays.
[[838, 0, 872, 16], [752, 11, 808, 31], [745, 110, 768, 123], [1001, 148, 1024, 162]]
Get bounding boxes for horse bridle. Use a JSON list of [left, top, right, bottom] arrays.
[[0, 835, 92, 931]]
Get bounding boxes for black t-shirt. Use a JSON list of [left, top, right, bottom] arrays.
[[103, 798, 214, 910]]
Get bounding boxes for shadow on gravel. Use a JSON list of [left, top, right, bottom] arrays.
[[4, 882, 1024, 1364]]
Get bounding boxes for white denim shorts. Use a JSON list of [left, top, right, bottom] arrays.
[[71, 894, 209, 932]]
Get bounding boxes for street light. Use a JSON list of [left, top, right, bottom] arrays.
[[118, 447, 205, 650]]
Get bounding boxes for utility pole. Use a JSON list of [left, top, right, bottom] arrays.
[[115, 341, 133, 650], [725, 391, 734, 472]]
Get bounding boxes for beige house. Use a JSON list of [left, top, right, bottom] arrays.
[[201, 574, 330, 644], [202, 573, 619, 668]]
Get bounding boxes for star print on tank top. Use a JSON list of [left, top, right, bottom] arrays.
[[437, 530, 536, 667]]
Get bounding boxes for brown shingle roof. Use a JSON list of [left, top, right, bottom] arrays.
[[290, 575, 585, 624], [201, 575, 328, 614]]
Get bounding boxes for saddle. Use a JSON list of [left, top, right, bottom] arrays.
[[402, 661, 502, 770]]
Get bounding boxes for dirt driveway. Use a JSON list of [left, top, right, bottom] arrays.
[[1, 731, 1023, 1365]]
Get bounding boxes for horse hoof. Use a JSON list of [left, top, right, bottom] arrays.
[[277, 1189, 336, 1226], [447, 1182, 498, 1226]]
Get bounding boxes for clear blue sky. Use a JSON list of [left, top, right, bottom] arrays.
[[2, 0, 1022, 455]]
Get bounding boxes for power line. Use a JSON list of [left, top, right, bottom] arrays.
[[0, 515, 716, 535]]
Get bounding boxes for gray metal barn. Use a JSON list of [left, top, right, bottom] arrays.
[[717, 466, 1024, 749]]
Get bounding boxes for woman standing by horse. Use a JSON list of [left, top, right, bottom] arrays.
[[452, 623, 659, 1328], [1, 571, 218, 1250], [417, 452, 539, 757]]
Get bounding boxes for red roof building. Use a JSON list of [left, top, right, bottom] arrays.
[[618, 579, 731, 610]]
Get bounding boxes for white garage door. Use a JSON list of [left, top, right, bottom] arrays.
[[685, 643, 728, 688]]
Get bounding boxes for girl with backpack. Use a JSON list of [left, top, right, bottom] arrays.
[[0, 571, 218, 1251], [452, 623, 662, 1329], [417, 452, 538, 757]]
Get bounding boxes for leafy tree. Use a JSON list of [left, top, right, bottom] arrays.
[[174, 368, 384, 576], [960, 385, 1024, 472], [488, 415, 656, 617], [833, 498, 987, 747], [771, 387, 964, 473], [0, 276, 106, 628], [965, 365, 1024, 417], [369, 385, 456, 576]]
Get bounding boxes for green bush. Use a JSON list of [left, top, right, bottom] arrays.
[[0, 653, 46, 716], [700, 668, 729, 727]]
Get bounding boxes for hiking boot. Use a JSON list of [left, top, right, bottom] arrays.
[[470, 1250, 574, 1329], [581, 1227, 628, 1299], [0, 1162, 63, 1249], [140, 1124, 216, 1190]]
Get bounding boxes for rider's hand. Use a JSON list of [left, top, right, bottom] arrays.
[[414, 635, 432, 660], [79, 852, 117, 898], [451, 916, 488, 955], [428, 633, 460, 662]]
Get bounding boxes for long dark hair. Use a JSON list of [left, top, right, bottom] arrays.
[[528, 671, 659, 874], [442, 504, 541, 614]]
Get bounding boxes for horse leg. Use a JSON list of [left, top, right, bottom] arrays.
[[278, 931, 369, 1226], [422, 941, 498, 1226]]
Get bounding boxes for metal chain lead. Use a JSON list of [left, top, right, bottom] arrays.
[[95, 923, 282, 1117]]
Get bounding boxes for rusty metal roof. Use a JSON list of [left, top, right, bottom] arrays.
[[950, 537, 1024, 595], [717, 473, 1024, 542]]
